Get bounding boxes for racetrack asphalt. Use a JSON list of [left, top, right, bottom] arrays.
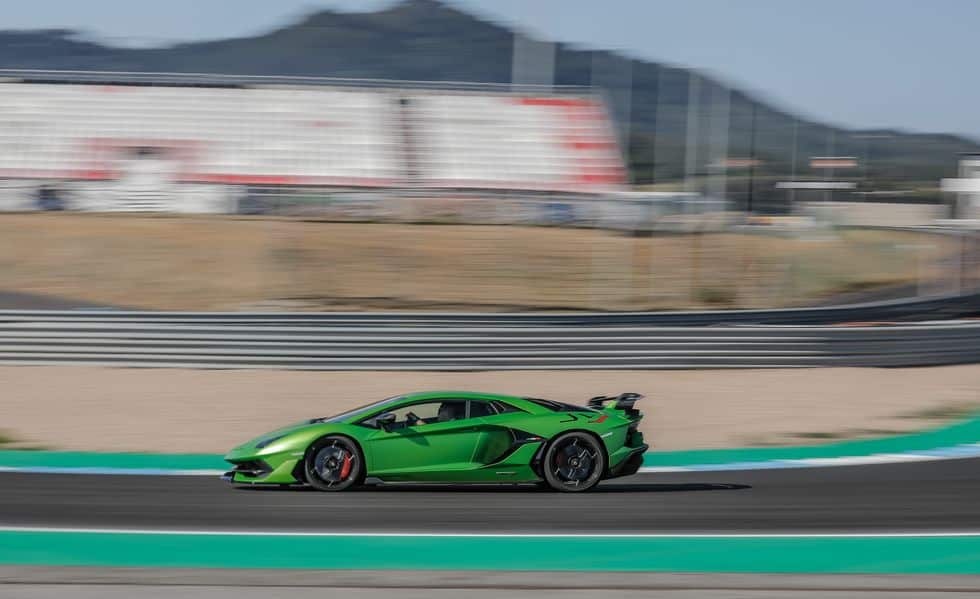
[[2, 458, 978, 534]]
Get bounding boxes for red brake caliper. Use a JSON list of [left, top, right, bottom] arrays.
[[339, 452, 353, 480]]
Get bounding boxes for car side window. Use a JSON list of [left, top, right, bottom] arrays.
[[468, 400, 496, 418], [363, 400, 468, 430], [490, 400, 525, 414]]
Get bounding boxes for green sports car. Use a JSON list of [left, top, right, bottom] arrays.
[[224, 390, 648, 492]]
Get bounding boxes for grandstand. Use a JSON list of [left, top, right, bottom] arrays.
[[0, 73, 626, 212], [410, 94, 624, 191]]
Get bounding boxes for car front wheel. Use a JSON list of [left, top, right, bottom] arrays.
[[305, 436, 364, 492]]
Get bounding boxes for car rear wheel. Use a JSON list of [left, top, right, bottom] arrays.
[[305, 436, 364, 492], [542, 432, 605, 492]]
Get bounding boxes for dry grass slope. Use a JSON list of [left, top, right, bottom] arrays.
[[0, 214, 959, 311]]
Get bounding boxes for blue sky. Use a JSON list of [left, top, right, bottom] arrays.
[[5, 0, 976, 139]]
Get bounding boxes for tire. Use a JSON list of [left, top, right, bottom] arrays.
[[542, 432, 606, 492], [304, 436, 364, 492]]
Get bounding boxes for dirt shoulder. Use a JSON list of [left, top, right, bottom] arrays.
[[3, 365, 977, 454], [0, 213, 957, 312]]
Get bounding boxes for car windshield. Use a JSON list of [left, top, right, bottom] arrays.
[[313, 395, 404, 423]]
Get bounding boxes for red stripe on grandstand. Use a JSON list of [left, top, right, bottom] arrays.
[[0, 166, 622, 191], [0, 169, 396, 187], [0, 169, 617, 192], [180, 175, 396, 187], [182, 174, 303, 185], [0, 169, 115, 180], [576, 173, 624, 184], [516, 97, 594, 108], [76, 170, 114, 179], [569, 141, 617, 150]]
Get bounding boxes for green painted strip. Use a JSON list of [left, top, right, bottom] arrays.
[[0, 450, 225, 471], [644, 412, 980, 467], [0, 412, 977, 472], [1, 531, 979, 573]]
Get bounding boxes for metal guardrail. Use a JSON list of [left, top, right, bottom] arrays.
[[1, 290, 978, 327], [0, 313, 976, 370]]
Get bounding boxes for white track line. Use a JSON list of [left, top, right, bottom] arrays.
[[1, 526, 979, 538]]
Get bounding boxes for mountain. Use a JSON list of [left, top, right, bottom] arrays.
[[0, 0, 973, 205]]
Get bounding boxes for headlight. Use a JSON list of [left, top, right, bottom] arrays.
[[255, 434, 286, 450]]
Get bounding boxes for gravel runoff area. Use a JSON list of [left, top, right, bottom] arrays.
[[2, 365, 978, 453]]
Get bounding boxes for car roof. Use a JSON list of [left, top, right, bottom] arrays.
[[397, 390, 525, 403], [323, 391, 550, 424]]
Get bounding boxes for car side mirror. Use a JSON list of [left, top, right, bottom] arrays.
[[376, 412, 396, 431]]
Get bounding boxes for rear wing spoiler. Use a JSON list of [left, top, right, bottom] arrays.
[[587, 393, 644, 417]]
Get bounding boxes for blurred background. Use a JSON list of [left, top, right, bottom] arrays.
[[0, 0, 979, 313], [1, 1, 980, 595]]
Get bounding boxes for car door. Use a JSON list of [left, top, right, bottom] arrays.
[[363, 399, 482, 479], [467, 399, 520, 465]]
